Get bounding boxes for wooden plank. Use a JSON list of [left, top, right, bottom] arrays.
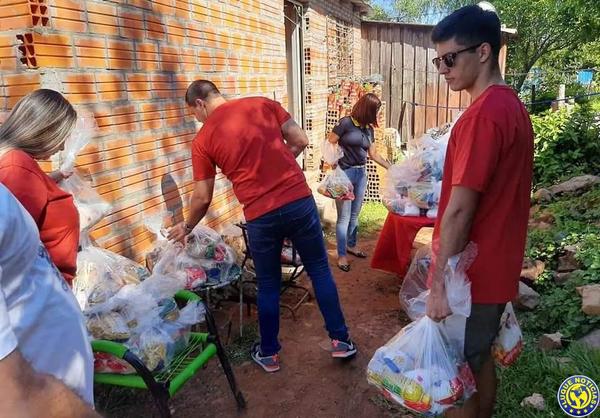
[[413, 29, 428, 139], [401, 27, 415, 143], [361, 24, 370, 76], [437, 70, 449, 125], [380, 25, 392, 127], [425, 45, 439, 130], [390, 26, 403, 132], [369, 25, 380, 76], [447, 85, 462, 121]]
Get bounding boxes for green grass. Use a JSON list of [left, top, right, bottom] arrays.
[[358, 202, 389, 236]]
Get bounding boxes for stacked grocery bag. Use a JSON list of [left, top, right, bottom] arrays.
[[381, 121, 454, 218], [367, 243, 524, 415]]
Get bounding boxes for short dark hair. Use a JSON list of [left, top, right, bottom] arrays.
[[351, 93, 381, 126], [185, 80, 221, 106], [432, 5, 501, 58]]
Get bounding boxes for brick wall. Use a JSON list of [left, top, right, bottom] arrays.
[[0, 0, 289, 263]]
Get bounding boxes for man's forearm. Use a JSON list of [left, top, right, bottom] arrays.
[[431, 207, 473, 291], [186, 197, 211, 230], [287, 142, 307, 158]]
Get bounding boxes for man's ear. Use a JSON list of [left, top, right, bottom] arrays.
[[479, 42, 493, 64], [195, 98, 204, 108]]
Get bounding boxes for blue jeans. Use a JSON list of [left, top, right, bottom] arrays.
[[246, 196, 350, 356], [335, 166, 367, 257]]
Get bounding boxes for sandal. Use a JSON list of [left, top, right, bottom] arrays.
[[347, 248, 367, 258], [337, 264, 351, 272]]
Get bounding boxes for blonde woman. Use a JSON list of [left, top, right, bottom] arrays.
[[0, 89, 80, 285]]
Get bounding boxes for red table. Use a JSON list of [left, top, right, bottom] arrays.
[[371, 214, 435, 277]]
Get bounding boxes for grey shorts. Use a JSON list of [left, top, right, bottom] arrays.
[[464, 303, 506, 373]]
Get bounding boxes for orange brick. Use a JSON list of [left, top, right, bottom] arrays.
[[65, 92, 98, 104], [99, 90, 126, 101], [104, 138, 131, 150], [105, 154, 134, 170], [63, 82, 96, 94], [104, 146, 132, 160], [95, 179, 122, 195], [146, 15, 166, 40], [119, 11, 144, 40], [77, 56, 107, 68]]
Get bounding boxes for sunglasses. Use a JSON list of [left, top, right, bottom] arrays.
[[432, 43, 482, 69]]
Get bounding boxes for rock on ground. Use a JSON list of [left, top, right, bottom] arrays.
[[538, 332, 563, 351], [514, 281, 541, 310], [579, 329, 600, 350], [547, 175, 600, 196], [521, 393, 546, 411], [520, 259, 545, 283], [576, 284, 600, 316]]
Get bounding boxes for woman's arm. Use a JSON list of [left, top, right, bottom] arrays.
[[368, 145, 391, 169]]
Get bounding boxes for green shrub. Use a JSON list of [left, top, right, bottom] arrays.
[[531, 105, 600, 188]]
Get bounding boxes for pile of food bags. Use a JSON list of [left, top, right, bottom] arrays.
[[84, 271, 206, 374], [382, 122, 453, 218], [318, 140, 355, 201], [145, 214, 241, 290], [368, 244, 478, 415]]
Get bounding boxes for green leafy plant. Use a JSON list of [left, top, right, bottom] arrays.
[[531, 105, 600, 188]]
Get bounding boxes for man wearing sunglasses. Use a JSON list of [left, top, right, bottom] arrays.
[[425, 4, 534, 418]]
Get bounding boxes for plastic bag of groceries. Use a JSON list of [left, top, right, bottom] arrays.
[[73, 245, 150, 310], [367, 316, 476, 415], [185, 224, 226, 259], [321, 139, 344, 166], [127, 301, 206, 372], [59, 112, 98, 174], [318, 166, 355, 200], [281, 239, 301, 265], [151, 228, 241, 290], [492, 303, 523, 367], [399, 246, 431, 319], [144, 211, 175, 272], [400, 242, 477, 322], [381, 163, 421, 215], [86, 311, 131, 341], [59, 171, 111, 232]]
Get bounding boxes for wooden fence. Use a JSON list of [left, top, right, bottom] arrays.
[[361, 21, 509, 142]]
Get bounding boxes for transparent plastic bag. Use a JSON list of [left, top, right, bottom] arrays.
[[321, 139, 344, 165], [492, 303, 523, 367], [400, 242, 476, 322], [74, 245, 150, 310], [59, 172, 111, 232], [367, 317, 475, 415], [86, 311, 130, 341], [59, 113, 98, 174], [281, 240, 301, 265], [185, 224, 224, 259], [127, 301, 206, 372], [400, 246, 432, 319], [317, 166, 355, 200]]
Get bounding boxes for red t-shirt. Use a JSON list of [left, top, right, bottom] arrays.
[[0, 150, 80, 285], [192, 97, 312, 221], [433, 85, 534, 304]]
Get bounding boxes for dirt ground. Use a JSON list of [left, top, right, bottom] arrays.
[[102, 230, 433, 418]]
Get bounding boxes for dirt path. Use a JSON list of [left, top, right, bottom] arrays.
[[104, 233, 429, 418]]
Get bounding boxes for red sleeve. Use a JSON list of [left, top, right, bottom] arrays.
[[269, 99, 292, 125], [451, 116, 502, 192], [192, 133, 216, 181], [0, 166, 48, 223]]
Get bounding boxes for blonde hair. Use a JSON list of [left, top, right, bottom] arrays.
[[0, 89, 77, 159]]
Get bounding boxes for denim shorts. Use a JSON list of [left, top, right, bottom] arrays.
[[464, 303, 506, 373]]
